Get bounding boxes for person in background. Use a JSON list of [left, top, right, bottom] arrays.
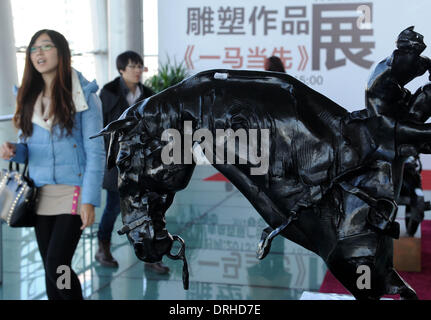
[[0, 29, 105, 300], [96, 50, 170, 274], [264, 56, 286, 73]]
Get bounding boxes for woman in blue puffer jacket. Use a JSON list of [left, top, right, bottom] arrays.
[[0, 29, 105, 300]]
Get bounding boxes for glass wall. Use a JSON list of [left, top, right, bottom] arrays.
[[143, 0, 158, 80], [11, 0, 97, 84], [11, 0, 159, 86]]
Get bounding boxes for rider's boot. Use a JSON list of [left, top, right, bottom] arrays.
[[366, 199, 400, 239]]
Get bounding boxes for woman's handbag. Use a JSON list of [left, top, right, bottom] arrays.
[[0, 161, 38, 227]]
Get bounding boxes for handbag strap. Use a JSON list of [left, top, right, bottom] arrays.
[[8, 160, 30, 178], [23, 160, 29, 177], [8, 161, 19, 172]]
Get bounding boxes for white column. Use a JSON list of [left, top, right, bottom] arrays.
[[107, 0, 143, 79], [0, 0, 19, 146], [0, 0, 18, 115], [90, 0, 109, 88]]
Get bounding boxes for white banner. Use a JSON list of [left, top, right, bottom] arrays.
[[158, 0, 431, 168]]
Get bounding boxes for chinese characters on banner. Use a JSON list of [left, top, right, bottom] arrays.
[[187, 6, 310, 36], [185, 45, 295, 70], [185, 3, 375, 72], [312, 3, 374, 70]]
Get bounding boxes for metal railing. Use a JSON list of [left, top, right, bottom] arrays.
[[0, 114, 13, 122], [0, 115, 13, 285]]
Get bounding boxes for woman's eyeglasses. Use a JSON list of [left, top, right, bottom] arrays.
[[30, 44, 56, 54]]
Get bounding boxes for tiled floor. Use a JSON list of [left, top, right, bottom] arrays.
[[1, 165, 429, 300]]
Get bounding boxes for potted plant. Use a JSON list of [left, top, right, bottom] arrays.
[[144, 57, 189, 93]]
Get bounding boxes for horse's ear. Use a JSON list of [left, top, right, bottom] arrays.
[[90, 117, 139, 139]]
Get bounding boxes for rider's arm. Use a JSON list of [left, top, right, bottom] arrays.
[[419, 56, 431, 80], [417, 143, 431, 154]]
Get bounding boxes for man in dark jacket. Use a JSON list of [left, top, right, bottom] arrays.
[[95, 51, 170, 274]]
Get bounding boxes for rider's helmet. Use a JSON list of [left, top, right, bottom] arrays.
[[396, 26, 426, 54]]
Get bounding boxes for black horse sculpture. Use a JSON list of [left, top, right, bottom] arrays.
[[93, 69, 431, 300]]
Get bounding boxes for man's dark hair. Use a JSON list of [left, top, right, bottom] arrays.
[[116, 51, 144, 73]]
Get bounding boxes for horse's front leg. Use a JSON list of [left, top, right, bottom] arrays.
[[385, 269, 418, 300]]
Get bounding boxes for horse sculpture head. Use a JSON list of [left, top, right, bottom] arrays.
[[93, 99, 194, 288]]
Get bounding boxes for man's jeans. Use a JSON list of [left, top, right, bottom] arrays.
[[97, 190, 121, 243]]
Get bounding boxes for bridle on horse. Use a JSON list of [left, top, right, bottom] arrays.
[[117, 195, 190, 289]]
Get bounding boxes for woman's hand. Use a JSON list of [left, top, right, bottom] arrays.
[[0, 142, 16, 160], [80, 203, 95, 230]]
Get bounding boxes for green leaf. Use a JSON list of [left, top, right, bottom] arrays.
[[144, 56, 190, 93]]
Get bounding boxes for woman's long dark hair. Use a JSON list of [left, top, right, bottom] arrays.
[[13, 29, 75, 137]]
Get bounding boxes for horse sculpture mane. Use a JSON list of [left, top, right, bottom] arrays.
[[93, 69, 431, 300]]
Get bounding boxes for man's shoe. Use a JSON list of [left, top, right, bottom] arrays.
[[144, 261, 170, 274], [95, 240, 119, 268]]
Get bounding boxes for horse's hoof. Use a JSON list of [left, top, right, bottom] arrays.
[[400, 289, 419, 300], [256, 241, 271, 260], [256, 227, 272, 260]]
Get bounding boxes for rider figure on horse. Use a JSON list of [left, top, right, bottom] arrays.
[[362, 26, 431, 236], [366, 26, 431, 120]]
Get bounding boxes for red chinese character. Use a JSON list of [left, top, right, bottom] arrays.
[[222, 47, 243, 69], [271, 47, 293, 70], [247, 46, 267, 69]]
